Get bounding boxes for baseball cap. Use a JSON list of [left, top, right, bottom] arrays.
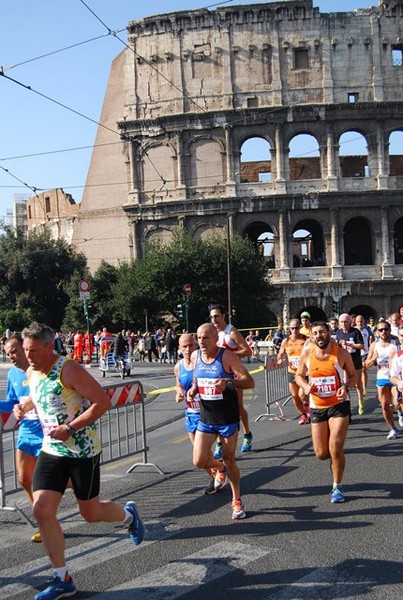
[[300, 311, 310, 318]]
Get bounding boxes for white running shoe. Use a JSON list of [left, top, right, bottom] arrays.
[[386, 429, 399, 440]]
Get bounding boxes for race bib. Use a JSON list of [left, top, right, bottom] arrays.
[[41, 414, 61, 443], [311, 375, 337, 398], [289, 356, 299, 370], [186, 393, 201, 412], [377, 359, 389, 375], [197, 378, 223, 401]]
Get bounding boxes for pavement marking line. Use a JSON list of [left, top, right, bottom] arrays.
[[250, 365, 265, 375], [172, 433, 189, 444], [103, 455, 142, 470], [90, 541, 269, 599], [262, 566, 374, 599], [0, 520, 174, 600], [146, 386, 176, 396]]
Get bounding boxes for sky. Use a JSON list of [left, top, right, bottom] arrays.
[[0, 0, 377, 220]]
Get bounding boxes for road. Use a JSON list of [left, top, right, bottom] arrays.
[[1, 358, 403, 599]]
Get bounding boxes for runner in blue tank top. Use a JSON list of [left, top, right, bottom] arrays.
[[175, 333, 219, 495], [188, 323, 255, 520]]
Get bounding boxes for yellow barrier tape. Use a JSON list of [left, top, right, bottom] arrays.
[[145, 364, 264, 397]]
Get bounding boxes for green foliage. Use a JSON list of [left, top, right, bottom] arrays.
[[0, 224, 86, 331], [0, 224, 274, 335], [91, 228, 273, 332]]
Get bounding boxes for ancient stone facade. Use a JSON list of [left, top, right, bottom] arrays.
[[72, 0, 403, 322], [26, 189, 78, 244]]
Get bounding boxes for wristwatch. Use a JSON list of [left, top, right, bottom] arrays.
[[65, 423, 76, 436]]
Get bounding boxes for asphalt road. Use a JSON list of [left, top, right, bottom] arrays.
[[1, 358, 402, 600]]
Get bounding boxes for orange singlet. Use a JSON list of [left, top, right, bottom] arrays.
[[285, 337, 306, 374], [307, 344, 343, 409]]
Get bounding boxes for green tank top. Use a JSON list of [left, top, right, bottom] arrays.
[[30, 355, 101, 458]]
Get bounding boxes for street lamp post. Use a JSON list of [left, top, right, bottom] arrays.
[[226, 213, 233, 324]]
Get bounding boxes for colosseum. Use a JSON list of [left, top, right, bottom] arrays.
[[72, 0, 403, 322]]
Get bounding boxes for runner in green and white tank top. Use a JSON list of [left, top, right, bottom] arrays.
[[29, 355, 101, 459]]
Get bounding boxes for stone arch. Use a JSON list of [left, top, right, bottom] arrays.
[[389, 130, 403, 175], [343, 217, 373, 265], [242, 220, 277, 268], [192, 222, 226, 242], [140, 141, 177, 195], [239, 136, 273, 183], [348, 304, 378, 321], [188, 136, 225, 189], [292, 218, 325, 267], [288, 133, 321, 180], [144, 225, 174, 247], [338, 130, 369, 178], [393, 215, 403, 264], [293, 305, 327, 322]]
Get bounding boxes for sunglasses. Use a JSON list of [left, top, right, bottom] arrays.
[[210, 314, 221, 320], [290, 327, 300, 330], [377, 328, 389, 332]]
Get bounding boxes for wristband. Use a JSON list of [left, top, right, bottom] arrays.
[[65, 424, 76, 436]]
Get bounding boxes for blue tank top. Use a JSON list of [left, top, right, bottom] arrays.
[[178, 360, 200, 414], [194, 348, 239, 425]]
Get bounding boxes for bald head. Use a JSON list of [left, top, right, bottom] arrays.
[[197, 323, 219, 355]]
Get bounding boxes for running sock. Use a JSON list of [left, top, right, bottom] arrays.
[[123, 508, 134, 524], [53, 567, 68, 581]]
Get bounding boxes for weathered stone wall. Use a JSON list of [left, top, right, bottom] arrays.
[[74, 1, 403, 321]]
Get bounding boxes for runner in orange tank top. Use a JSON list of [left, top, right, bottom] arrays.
[[296, 321, 357, 504], [277, 318, 309, 424]]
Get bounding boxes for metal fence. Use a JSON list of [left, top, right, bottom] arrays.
[[255, 354, 291, 422], [0, 380, 163, 526]]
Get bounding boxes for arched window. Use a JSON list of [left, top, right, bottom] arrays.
[[389, 131, 403, 175], [292, 220, 325, 267], [289, 134, 320, 180], [243, 221, 276, 269], [239, 137, 272, 183], [343, 217, 373, 265], [339, 131, 369, 177]]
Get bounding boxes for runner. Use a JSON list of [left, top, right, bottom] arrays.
[[276, 318, 309, 424], [174, 333, 218, 495], [208, 304, 253, 456], [14, 322, 144, 600], [335, 313, 365, 415], [364, 321, 400, 439], [296, 321, 357, 503], [0, 333, 43, 543], [188, 323, 255, 520]]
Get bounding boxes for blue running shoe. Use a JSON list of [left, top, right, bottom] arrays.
[[330, 485, 345, 503], [213, 441, 223, 460], [34, 574, 76, 600], [125, 501, 145, 546], [241, 433, 253, 453]]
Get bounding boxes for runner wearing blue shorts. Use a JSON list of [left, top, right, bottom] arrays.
[[175, 333, 218, 495], [188, 323, 255, 520], [0, 334, 43, 542]]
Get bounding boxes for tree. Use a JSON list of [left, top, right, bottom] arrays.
[[108, 229, 273, 331], [0, 224, 86, 331]]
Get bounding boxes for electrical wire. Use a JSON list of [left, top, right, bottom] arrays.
[[0, 1, 401, 198]]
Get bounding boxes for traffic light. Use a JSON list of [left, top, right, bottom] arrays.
[[177, 303, 184, 319], [332, 300, 338, 314]]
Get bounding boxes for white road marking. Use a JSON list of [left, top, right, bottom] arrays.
[[0, 520, 172, 599], [263, 566, 374, 599], [90, 541, 269, 599]]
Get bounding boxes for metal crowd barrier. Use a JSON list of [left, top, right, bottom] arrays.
[[0, 379, 163, 526], [255, 354, 291, 422]]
